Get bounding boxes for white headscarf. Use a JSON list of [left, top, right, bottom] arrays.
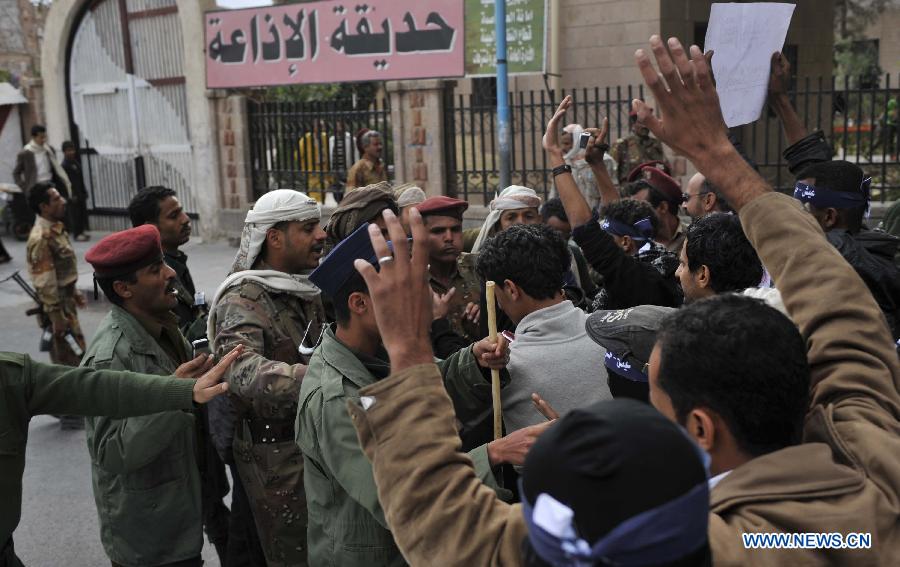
[[207, 189, 322, 343], [470, 185, 543, 254], [563, 123, 585, 163]]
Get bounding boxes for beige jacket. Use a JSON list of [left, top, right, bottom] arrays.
[[348, 192, 900, 566]]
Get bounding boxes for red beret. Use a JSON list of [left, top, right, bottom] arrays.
[[415, 196, 469, 217], [626, 162, 681, 203], [86, 224, 164, 279]]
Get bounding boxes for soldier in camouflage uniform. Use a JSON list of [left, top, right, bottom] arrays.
[[416, 197, 482, 354], [25, 182, 86, 369], [208, 189, 326, 567], [612, 111, 669, 185]]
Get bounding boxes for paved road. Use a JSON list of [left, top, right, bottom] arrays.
[[1, 233, 238, 566]]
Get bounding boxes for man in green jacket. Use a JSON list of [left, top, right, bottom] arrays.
[[81, 225, 205, 567], [0, 347, 239, 567], [297, 222, 549, 566]]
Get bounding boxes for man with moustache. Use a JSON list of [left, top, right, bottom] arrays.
[[26, 181, 87, 430], [208, 190, 327, 567], [128, 187, 198, 335], [26, 182, 86, 369], [128, 187, 232, 564], [81, 225, 208, 566], [417, 197, 482, 353]]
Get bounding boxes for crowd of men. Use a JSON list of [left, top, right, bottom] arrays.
[[2, 37, 900, 567]]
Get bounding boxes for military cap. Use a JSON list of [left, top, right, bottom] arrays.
[[626, 161, 681, 203], [85, 224, 164, 279], [585, 305, 676, 382], [310, 222, 379, 297], [415, 196, 469, 217]]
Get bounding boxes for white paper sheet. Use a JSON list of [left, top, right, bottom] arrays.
[[704, 2, 796, 127]]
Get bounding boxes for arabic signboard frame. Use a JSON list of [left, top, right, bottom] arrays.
[[464, 0, 548, 78], [204, 0, 465, 89]]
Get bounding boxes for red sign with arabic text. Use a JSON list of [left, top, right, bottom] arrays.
[[205, 0, 464, 88]]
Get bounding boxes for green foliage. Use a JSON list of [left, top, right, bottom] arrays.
[[834, 38, 883, 88], [253, 82, 380, 106]]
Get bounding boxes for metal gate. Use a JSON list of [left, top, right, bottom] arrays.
[[67, 0, 196, 221]]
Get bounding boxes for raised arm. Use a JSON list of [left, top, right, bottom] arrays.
[[767, 52, 808, 146], [348, 209, 527, 564], [635, 35, 900, 452], [542, 97, 594, 226], [583, 119, 621, 207]]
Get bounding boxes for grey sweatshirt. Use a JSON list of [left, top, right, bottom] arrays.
[[503, 300, 611, 433]]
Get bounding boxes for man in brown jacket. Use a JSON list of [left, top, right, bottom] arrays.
[[344, 37, 900, 566]]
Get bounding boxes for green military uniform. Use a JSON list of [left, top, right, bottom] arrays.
[[211, 274, 325, 567], [163, 249, 231, 564], [26, 216, 83, 365], [429, 252, 482, 344], [164, 249, 203, 338], [0, 352, 199, 567], [612, 134, 667, 185], [82, 305, 202, 567], [295, 327, 500, 567]]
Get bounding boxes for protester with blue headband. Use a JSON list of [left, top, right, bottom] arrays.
[[795, 160, 900, 340], [343, 39, 898, 567], [590, 199, 681, 312]]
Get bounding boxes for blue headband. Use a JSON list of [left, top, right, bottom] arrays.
[[521, 479, 709, 566], [604, 351, 648, 383], [793, 178, 871, 211], [601, 216, 655, 241]]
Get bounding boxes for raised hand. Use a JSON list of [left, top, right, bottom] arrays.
[[633, 36, 730, 166], [542, 96, 574, 159], [634, 35, 769, 211], [768, 52, 791, 97], [192, 345, 242, 403], [354, 208, 435, 372], [583, 117, 610, 167]]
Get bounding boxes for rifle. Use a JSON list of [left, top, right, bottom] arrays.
[[1, 270, 84, 356]]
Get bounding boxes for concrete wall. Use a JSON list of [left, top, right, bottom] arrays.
[[864, 6, 900, 80]]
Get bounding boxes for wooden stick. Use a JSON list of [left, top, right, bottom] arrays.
[[485, 281, 502, 440]]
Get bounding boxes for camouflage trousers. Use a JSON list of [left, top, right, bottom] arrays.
[[233, 424, 308, 567], [48, 292, 84, 367]]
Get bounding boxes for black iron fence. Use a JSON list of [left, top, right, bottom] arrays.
[[445, 76, 900, 204], [247, 97, 392, 201]]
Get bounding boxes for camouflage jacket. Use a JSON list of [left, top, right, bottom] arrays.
[[429, 253, 482, 344], [210, 276, 325, 566], [26, 217, 79, 326], [612, 134, 667, 184], [211, 279, 325, 421]]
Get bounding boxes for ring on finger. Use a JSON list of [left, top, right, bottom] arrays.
[[377, 255, 394, 265]]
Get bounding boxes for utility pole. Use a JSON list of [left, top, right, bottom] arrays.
[[495, 0, 511, 190]]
